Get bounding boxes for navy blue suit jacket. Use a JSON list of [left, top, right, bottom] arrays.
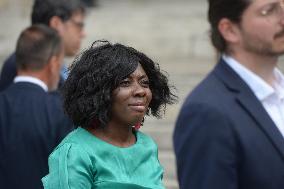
[[0, 82, 74, 189], [0, 53, 16, 91], [0, 53, 64, 92], [174, 59, 284, 189]]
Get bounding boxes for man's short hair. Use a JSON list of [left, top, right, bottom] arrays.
[[208, 0, 251, 53], [31, 0, 85, 25], [16, 25, 62, 71]]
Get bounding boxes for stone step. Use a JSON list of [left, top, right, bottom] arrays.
[[142, 123, 174, 151], [164, 179, 179, 189], [159, 150, 177, 180]]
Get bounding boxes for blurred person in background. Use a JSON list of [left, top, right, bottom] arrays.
[[0, 25, 73, 189], [0, 0, 86, 91], [81, 0, 97, 7], [174, 0, 284, 189], [42, 40, 177, 189]]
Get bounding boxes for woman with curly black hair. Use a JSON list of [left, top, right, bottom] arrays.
[[42, 40, 177, 189]]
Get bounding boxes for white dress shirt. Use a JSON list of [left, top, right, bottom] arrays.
[[223, 54, 284, 138], [14, 76, 48, 92]]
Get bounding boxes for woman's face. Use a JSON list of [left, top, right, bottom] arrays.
[[111, 63, 152, 126]]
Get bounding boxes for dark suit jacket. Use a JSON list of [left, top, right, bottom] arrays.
[[173, 59, 284, 189], [0, 53, 16, 91], [0, 82, 74, 189], [0, 52, 65, 92]]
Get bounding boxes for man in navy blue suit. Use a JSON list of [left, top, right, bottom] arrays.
[[174, 0, 284, 189], [0, 25, 74, 189], [0, 0, 86, 91]]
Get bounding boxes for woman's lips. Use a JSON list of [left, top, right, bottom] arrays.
[[129, 104, 146, 112]]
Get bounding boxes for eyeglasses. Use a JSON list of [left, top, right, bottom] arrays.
[[69, 19, 85, 30], [260, 1, 284, 17]]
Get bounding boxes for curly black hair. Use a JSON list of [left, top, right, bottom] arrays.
[[62, 40, 177, 128]]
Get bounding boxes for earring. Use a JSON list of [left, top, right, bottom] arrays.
[[134, 117, 144, 130], [134, 122, 141, 130]]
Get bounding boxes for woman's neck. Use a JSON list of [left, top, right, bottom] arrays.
[[87, 123, 136, 147]]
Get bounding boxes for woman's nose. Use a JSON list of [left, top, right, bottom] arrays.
[[133, 83, 146, 96]]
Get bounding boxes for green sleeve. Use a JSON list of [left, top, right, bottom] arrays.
[[42, 143, 95, 189]]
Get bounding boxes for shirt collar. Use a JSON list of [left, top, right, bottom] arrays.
[[222, 54, 284, 101], [274, 69, 284, 100], [13, 76, 48, 92]]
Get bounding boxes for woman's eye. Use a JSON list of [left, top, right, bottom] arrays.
[[119, 80, 130, 87], [141, 80, 150, 87]]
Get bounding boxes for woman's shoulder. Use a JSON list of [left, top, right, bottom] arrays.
[[49, 140, 87, 161], [50, 127, 92, 155], [43, 130, 95, 189], [137, 131, 158, 148], [56, 128, 81, 145], [47, 137, 94, 173]]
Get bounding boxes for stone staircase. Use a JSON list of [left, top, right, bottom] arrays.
[[0, 0, 216, 188]]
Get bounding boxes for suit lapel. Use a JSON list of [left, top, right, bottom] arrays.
[[214, 59, 284, 160], [237, 92, 284, 159]]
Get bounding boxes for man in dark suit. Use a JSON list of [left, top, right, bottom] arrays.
[[0, 25, 74, 189], [174, 0, 284, 189], [0, 0, 86, 91]]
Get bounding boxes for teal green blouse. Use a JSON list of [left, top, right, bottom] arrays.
[[42, 127, 165, 189]]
